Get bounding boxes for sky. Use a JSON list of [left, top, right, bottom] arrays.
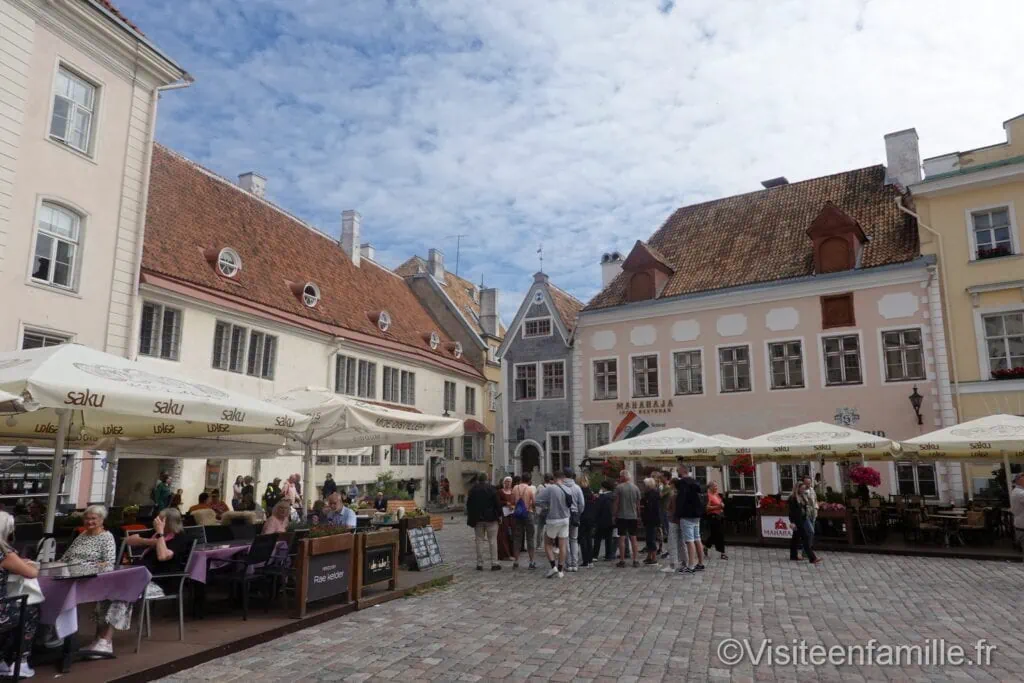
[[121, 0, 1024, 323]]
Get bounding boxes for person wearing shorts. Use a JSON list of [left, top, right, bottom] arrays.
[[612, 470, 641, 568], [536, 472, 572, 578], [674, 463, 705, 574]]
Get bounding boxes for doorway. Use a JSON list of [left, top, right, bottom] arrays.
[[520, 444, 540, 481]]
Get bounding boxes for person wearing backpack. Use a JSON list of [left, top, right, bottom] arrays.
[[510, 476, 537, 569]]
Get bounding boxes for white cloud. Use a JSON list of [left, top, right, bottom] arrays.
[[121, 0, 1024, 323]]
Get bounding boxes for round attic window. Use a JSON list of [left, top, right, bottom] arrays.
[[302, 282, 320, 308], [217, 248, 241, 278], [429, 331, 440, 350], [378, 310, 392, 333], [453, 342, 463, 359], [533, 291, 543, 304]]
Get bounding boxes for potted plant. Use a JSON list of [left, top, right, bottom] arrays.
[[992, 367, 1024, 380], [848, 465, 881, 503]]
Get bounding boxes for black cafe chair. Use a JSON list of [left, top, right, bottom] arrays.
[[0, 595, 28, 680], [182, 525, 207, 545], [229, 519, 257, 541], [135, 539, 198, 651], [212, 533, 280, 620], [204, 525, 233, 543]]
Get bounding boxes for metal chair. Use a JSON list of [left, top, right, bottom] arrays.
[[229, 519, 257, 541], [204, 525, 233, 543], [211, 533, 280, 620], [182, 525, 207, 545], [118, 529, 154, 565], [135, 538, 197, 652], [0, 595, 28, 681]]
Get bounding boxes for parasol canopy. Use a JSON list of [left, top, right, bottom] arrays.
[[726, 421, 897, 463]]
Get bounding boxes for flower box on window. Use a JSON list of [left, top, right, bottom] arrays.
[[977, 245, 1013, 260], [992, 366, 1024, 380]]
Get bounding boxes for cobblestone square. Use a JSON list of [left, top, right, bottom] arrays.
[[161, 521, 1024, 682]]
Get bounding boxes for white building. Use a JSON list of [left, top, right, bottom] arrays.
[[117, 145, 487, 508], [0, 0, 187, 506]]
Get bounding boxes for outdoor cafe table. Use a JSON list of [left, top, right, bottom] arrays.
[[186, 540, 290, 583], [931, 512, 968, 547]]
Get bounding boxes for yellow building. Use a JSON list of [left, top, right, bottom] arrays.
[[906, 115, 1024, 497]]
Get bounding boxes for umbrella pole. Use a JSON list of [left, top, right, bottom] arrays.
[[252, 456, 262, 492], [303, 441, 313, 512], [104, 444, 119, 508], [1003, 452, 1012, 499], [44, 409, 71, 534]]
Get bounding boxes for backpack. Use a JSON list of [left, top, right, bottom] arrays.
[[513, 496, 529, 521]]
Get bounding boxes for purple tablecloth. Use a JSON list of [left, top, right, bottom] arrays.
[[38, 566, 152, 638], [186, 542, 289, 584]]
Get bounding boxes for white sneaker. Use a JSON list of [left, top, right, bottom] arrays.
[[544, 567, 559, 578], [557, 571, 564, 578], [0, 662, 11, 677], [83, 638, 113, 657], [660, 565, 676, 573], [15, 658, 34, 678]]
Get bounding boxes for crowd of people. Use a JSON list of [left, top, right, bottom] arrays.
[[467, 462, 826, 578]]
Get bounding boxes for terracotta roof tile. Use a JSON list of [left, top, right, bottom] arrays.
[[586, 165, 918, 310], [395, 256, 506, 338], [547, 282, 584, 335], [143, 145, 479, 377]]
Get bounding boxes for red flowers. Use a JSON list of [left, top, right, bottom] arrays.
[[992, 367, 1024, 380], [849, 465, 881, 488], [731, 454, 755, 476]]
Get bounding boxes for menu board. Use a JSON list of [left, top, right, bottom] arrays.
[[408, 526, 444, 570], [306, 550, 351, 602], [362, 545, 395, 586]]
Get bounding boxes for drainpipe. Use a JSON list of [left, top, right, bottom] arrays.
[[896, 196, 968, 502]]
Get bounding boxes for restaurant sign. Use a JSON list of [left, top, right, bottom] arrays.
[[362, 546, 395, 586], [760, 515, 793, 539], [615, 399, 674, 416], [306, 550, 351, 602]]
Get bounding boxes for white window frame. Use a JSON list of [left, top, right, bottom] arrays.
[[546, 431, 572, 474], [522, 316, 553, 339], [513, 362, 538, 402], [383, 366, 399, 403], [973, 304, 1024, 380], [965, 202, 1020, 262], [776, 462, 812, 497], [47, 63, 100, 157], [212, 320, 248, 373], [20, 326, 72, 350], [764, 337, 806, 391], [335, 354, 358, 395], [443, 381, 457, 413], [671, 347, 705, 396], [540, 360, 566, 400], [217, 248, 242, 279], [877, 324, 928, 384], [138, 301, 183, 361], [716, 343, 753, 394], [896, 461, 939, 499], [629, 352, 660, 399], [583, 422, 611, 453], [29, 200, 83, 291], [356, 360, 377, 399], [245, 331, 277, 380], [816, 330, 864, 389], [465, 386, 476, 415], [592, 356, 619, 401]]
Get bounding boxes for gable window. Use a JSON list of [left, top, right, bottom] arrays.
[[972, 208, 1013, 259], [523, 318, 552, 338], [541, 361, 565, 399], [357, 360, 377, 398], [22, 330, 68, 349], [443, 381, 457, 413], [50, 67, 96, 154], [768, 341, 803, 389], [593, 359, 618, 400], [673, 350, 703, 395], [139, 302, 182, 361], [212, 321, 247, 373], [335, 355, 357, 395], [897, 462, 937, 497], [584, 423, 610, 452], [983, 311, 1024, 376], [631, 354, 659, 398], [718, 345, 751, 393], [465, 386, 476, 415], [821, 293, 855, 329], [779, 463, 811, 495], [823, 334, 862, 385], [882, 329, 925, 381], [514, 365, 537, 401], [32, 203, 80, 289], [549, 434, 571, 473], [245, 331, 277, 379]]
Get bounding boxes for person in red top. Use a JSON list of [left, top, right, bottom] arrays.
[[703, 481, 727, 560], [510, 476, 537, 570], [208, 489, 230, 520]]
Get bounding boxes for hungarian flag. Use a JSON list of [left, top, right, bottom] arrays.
[[613, 411, 649, 441]]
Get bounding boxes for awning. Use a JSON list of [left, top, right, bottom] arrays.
[[463, 419, 490, 434]]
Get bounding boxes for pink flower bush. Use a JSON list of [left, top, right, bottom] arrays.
[[849, 465, 881, 488]]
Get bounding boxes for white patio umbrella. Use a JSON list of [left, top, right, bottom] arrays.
[[902, 414, 1024, 493], [0, 344, 310, 531], [710, 434, 758, 494], [271, 387, 465, 508], [587, 427, 730, 463], [724, 421, 897, 463]]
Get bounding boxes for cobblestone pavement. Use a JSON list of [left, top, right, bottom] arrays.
[[162, 520, 1024, 682]]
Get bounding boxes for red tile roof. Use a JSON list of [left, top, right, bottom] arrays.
[[143, 145, 481, 379], [586, 165, 918, 310], [547, 281, 584, 335], [395, 256, 506, 338]]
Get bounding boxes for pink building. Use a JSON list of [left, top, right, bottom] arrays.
[[573, 160, 961, 502]]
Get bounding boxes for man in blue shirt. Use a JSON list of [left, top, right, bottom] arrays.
[[325, 492, 357, 528]]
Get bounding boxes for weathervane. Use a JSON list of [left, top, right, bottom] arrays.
[[537, 244, 543, 272]]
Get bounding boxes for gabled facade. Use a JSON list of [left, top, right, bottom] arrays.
[[576, 141, 962, 502], [498, 273, 583, 481], [908, 114, 1024, 498], [123, 145, 485, 507], [396, 251, 504, 497], [0, 0, 187, 507]]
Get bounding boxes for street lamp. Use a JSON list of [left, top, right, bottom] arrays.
[[908, 386, 923, 425]]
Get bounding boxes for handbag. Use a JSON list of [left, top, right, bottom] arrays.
[[7, 573, 44, 606]]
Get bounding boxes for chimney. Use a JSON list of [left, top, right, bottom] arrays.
[[428, 248, 445, 282], [480, 288, 499, 337], [884, 128, 922, 189], [600, 251, 623, 287], [359, 243, 375, 262], [341, 210, 361, 267], [761, 176, 789, 189], [238, 172, 266, 198]]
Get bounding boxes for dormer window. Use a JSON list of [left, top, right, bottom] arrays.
[[429, 331, 440, 350], [217, 248, 241, 278], [807, 202, 867, 274], [378, 310, 391, 332], [620, 240, 674, 303], [628, 272, 654, 301], [302, 282, 320, 308], [450, 342, 463, 359]]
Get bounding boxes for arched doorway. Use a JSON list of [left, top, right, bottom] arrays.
[[515, 439, 543, 482]]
